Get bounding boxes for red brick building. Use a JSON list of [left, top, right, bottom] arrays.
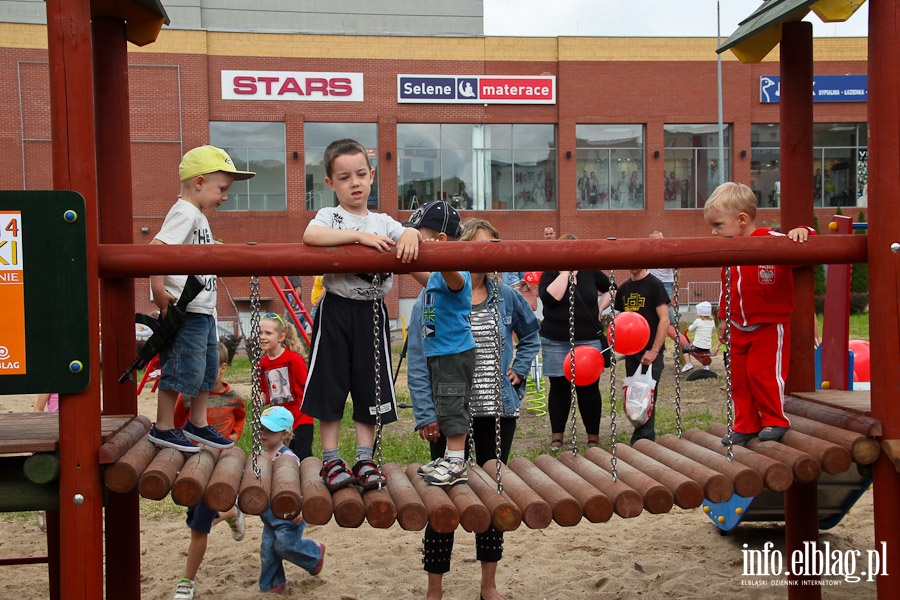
[[0, 24, 868, 329]]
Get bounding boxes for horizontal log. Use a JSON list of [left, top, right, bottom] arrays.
[[882, 440, 900, 473], [105, 438, 158, 494], [406, 464, 459, 533], [382, 463, 427, 531], [558, 452, 643, 518], [139, 448, 186, 501], [779, 430, 851, 475], [584, 447, 673, 514], [0, 479, 60, 511], [467, 465, 521, 532], [204, 447, 245, 513], [172, 449, 218, 507], [447, 474, 492, 534], [534, 454, 612, 523], [97, 235, 867, 278], [708, 424, 820, 483], [657, 434, 763, 498], [238, 454, 271, 516], [98, 415, 152, 464], [633, 439, 733, 503], [784, 396, 881, 437], [613, 444, 704, 509], [299, 457, 332, 525], [24, 452, 60, 485], [683, 428, 793, 492], [363, 487, 397, 529], [482, 461, 552, 529], [786, 413, 880, 465], [508, 457, 582, 527], [270, 453, 302, 521], [333, 486, 366, 528]]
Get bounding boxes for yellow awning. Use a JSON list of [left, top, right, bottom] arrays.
[[718, 0, 866, 63]]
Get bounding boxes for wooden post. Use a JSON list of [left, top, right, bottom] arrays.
[[204, 447, 246, 513], [270, 453, 302, 521], [238, 455, 272, 516], [362, 488, 397, 529], [332, 487, 366, 528], [172, 449, 218, 508], [298, 458, 332, 525], [139, 448, 186, 501]]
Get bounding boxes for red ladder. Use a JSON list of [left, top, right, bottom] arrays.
[[269, 276, 313, 346]]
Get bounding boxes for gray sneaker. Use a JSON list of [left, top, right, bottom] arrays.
[[173, 578, 195, 600], [227, 505, 245, 541], [416, 457, 445, 477], [424, 459, 468, 487]]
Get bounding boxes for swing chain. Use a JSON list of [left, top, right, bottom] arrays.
[[248, 276, 264, 478], [371, 275, 385, 486], [607, 270, 618, 482], [724, 266, 735, 463], [672, 268, 683, 438], [566, 271, 579, 455], [490, 273, 504, 494]]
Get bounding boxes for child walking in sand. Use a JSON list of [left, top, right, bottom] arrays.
[[257, 406, 325, 594]]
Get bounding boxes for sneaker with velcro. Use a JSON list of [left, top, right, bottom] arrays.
[[416, 457, 444, 477], [424, 458, 468, 487], [172, 578, 195, 600]]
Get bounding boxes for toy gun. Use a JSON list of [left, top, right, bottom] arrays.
[[118, 275, 207, 384]]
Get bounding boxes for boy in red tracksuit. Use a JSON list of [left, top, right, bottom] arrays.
[[703, 182, 815, 445]]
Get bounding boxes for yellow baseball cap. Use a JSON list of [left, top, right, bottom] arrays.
[[178, 145, 256, 182]]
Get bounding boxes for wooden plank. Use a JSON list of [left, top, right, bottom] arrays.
[[0, 413, 134, 453], [785, 394, 881, 436], [788, 390, 873, 416]]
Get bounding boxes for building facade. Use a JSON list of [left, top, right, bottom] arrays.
[[0, 19, 868, 331]]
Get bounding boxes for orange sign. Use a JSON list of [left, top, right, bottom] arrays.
[[0, 210, 25, 374]]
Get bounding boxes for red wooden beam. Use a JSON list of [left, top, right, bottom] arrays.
[[96, 235, 867, 278]]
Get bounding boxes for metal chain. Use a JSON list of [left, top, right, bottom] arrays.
[[489, 273, 504, 494], [248, 276, 264, 478], [607, 270, 618, 481], [371, 275, 385, 487], [724, 266, 735, 463], [566, 271, 579, 455], [672, 268, 683, 438]]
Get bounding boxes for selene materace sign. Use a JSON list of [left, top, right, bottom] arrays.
[[397, 74, 556, 104]]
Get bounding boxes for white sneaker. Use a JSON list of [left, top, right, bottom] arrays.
[[227, 506, 245, 541], [173, 578, 195, 600], [681, 363, 694, 373], [416, 456, 444, 477], [702, 365, 711, 371]]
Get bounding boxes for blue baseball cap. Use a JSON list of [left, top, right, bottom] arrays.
[[260, 406, 294, 432]]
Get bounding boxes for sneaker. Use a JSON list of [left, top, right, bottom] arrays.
[[721, 431, 758, 446], [416, 457, 445, 477], [310, 542, 326, 576], [424, 459, 468, 487], [758, 426, 789, 442], [681, 363, 694, 373], [702, 365, 711, 370], [353, 460, 387, 491], [182, 422, 235, 449], [320, 459, 354, 492], [268, 583, 286, 594], [226, 505, 245, 541], [173, 578, 195, 600], [149, 426, 201, 453]]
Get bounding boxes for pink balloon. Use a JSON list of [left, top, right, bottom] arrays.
[[610, 312, 651, 356], [848, 339, 870, 382], [563, 346, 605, 386]]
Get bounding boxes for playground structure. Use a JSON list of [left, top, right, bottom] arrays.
[[0, 2, 899, 600]]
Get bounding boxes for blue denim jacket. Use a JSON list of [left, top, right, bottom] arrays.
[[409, 277, 541, 429]]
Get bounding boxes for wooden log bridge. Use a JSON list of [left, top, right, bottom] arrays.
[[94, 396, 879, 531]]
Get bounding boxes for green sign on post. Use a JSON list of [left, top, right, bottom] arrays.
[[0, 191, 90, 394]]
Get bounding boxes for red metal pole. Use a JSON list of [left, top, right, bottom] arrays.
[[92, 17, 142, 600], [780, 21, 820, 600], [868, 1, 900, 597], [46, 0, 103, 598]]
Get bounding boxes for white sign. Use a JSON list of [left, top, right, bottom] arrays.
[[221, 70, 364, 102], [398, 74, 556, 104]]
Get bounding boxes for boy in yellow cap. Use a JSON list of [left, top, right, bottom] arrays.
[[148, 145, 254, 452]]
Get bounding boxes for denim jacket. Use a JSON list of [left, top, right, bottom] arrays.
[[409, 278, 541, 430]]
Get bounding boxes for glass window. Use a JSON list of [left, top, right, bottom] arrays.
[[575, 125, 643, 209], [397, 124, 556, 210], [663, 124, 731, 208], [210, 122, 286, 211], [305, 123, 379, 211], [752, 123, 868, 208]]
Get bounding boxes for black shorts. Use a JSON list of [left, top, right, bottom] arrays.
[[303, 293, 398, 425]]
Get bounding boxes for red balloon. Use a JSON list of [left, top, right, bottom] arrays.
[[849, 339, 870, 382], [563, 345, 605, 385], [610, 312, 651, 356], [524, 271, 542, 285]]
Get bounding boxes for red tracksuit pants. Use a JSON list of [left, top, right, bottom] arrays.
[[729, 322, 791, 434]]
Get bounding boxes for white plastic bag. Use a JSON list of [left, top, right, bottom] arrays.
[[622, 364, 656, 427]]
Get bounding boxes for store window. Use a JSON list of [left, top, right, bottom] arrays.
[[397, 124, 556, 210], [210, 122, 286, 211], [663, 124, 731, 209], [305, 123, 379, 211], [750, 123, 868, 208], [575, 125, 644, 209]]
